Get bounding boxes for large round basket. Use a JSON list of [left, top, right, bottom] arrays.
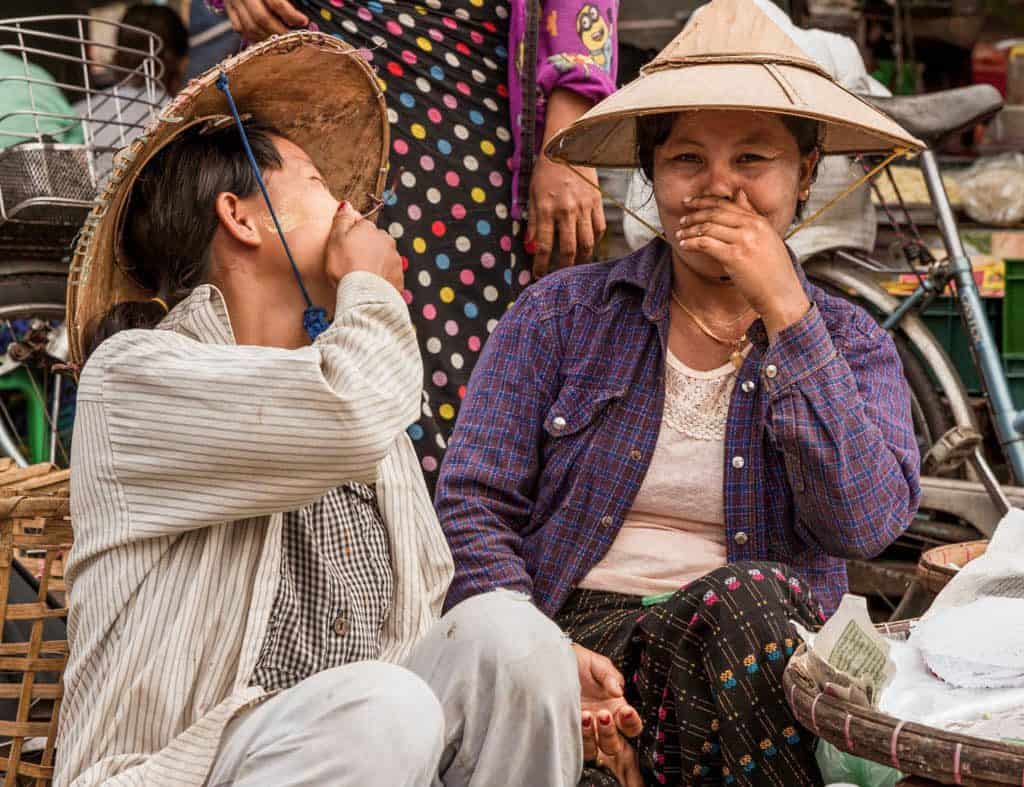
[[784, 620, 1024, 786], [916, 540, 988, 595]]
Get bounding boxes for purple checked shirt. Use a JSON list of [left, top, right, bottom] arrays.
[[437, 240, 921, 618]]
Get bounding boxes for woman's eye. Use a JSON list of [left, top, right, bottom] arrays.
[[738, 153, 767, 163], [674, 154, 701, 164]]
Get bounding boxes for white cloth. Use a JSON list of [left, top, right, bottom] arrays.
[[206, 590, 582, 787], [622, 0, 889, 260], [579, 350, 732, 596], [910, 507, 1024, 688], [56, 273, 454, 787]]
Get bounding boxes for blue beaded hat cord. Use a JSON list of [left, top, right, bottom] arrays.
[[215, 71, 330, 341]]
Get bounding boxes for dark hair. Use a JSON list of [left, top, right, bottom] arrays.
[[635, 111, 821, 217], [85, 119, 284, 360], [114, 4, 189, 92]]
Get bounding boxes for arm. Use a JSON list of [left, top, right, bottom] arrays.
[[435, 291, 560, 609], [527, 0, 620, 276], [208, 0, 308, 42], [96, 271, 423, 538], [764, 306, 921, 558]]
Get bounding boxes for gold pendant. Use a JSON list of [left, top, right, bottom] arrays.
[[731, 350, 744, 369]]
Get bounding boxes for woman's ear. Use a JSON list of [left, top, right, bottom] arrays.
[[214, 192, 262, 249], [799, 148, 822, 197]]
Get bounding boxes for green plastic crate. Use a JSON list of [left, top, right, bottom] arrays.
[[1004, 355, 1024, 411], [1004, 259, 1024, 358], [919, 296, 1003, 396]]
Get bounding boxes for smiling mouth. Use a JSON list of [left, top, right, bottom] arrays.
[[590, 29, 603, 42]]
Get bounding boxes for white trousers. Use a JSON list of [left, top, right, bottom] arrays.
[[206, 590, 583, 787]]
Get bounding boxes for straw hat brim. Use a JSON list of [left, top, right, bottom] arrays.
[[67, 32, 389, 367], [544, 61, 926, 168]]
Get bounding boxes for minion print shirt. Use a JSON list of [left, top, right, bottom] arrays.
[[508, 0, 619, 212]]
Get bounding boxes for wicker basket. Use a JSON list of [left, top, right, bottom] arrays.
[[784, 620, 1024, 786], [0, 474, 71, 786], [917, 540, 989, 596]]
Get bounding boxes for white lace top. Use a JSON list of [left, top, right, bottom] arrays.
[[578, 349, 737, 597]]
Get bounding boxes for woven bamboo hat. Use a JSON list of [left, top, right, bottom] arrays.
[[66, 32, 389, 367], [545, 0, 924, 167]]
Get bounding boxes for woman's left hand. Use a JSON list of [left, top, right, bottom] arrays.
[[675, 190, 810, 337], [527, 156, 606, 278]]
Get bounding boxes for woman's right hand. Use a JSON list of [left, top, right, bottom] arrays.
[[222, 0, 308, 42], [326, 202, 404, 292]]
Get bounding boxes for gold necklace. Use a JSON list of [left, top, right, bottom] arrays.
[[670, 289, 751, 369]]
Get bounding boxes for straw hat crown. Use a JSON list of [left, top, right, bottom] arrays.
[[644, 0, 822, 73], [66, 32, 389, 367], [545, 0, 924, 167]]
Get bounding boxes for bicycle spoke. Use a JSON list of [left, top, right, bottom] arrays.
[[3, 319, 71, 466], [21, 365, 69, 466], [0, 394, 24, 460]]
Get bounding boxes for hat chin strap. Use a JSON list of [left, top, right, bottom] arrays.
[[216, 71, 330, 342]]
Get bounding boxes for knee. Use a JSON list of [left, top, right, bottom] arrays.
[[446, 590, 577, 698], [365, 664, 445, 756], [327, 663, 445, 765]]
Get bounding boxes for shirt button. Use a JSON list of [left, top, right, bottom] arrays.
[[734, 531, 749, 546], [600, 515, 614, 527], [732, 455, 745, 469], [333, 616, 347, 637], [765, 364, 779, 379], [551, 416, 567, 432], [630, 448, 642, 461], [741, 380, 755, 393]]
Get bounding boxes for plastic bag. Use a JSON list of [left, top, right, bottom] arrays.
[[957, 153, 1024, 226], [816, 740, 902, 787]]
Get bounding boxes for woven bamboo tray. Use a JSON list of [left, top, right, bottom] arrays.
[[0, 462, 70, 600], [784, 620, 1024, 786], [917, 541, 989, 596], [0, 484, 71, 786]]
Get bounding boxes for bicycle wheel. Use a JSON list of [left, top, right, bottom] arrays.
[[0, 272, 73, 468]]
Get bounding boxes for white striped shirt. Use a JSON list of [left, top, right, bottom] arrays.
[[56, 273, 454, 787]]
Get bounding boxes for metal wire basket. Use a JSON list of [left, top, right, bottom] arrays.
[[0, 15, 167, 257]]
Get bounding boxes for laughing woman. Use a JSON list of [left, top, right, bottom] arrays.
[[436, 0, 923, 784]]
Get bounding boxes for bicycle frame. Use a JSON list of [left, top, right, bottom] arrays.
[[884, 149, 1024, 482]]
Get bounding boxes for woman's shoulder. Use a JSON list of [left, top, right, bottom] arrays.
[[515, 243, 662, 320], [78, 327, 200, 392]]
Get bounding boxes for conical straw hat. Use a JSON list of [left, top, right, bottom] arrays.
[[66, 32, 389, 367], [545, 0, 924, 167]]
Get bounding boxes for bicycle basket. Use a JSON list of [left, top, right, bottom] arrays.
[[0, 15, 166, 255]]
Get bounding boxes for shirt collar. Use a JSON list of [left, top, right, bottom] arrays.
[[602, 239, 673, 323], [157, 283, 238, 346], [602, 239, 814, 350]]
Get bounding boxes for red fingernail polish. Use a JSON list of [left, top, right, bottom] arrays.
[[337, 200, 347, 213], [599, 712, 611, 725], [582, 716, 592, 728], [524, 239, 538, 255]]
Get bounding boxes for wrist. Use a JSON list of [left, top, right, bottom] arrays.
[[761, 292, 811, 339]]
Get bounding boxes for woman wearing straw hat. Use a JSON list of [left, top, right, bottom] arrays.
[[437, 0, 923, 784], [210, 0, 621, 493], [56, 33, 582, 787]]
